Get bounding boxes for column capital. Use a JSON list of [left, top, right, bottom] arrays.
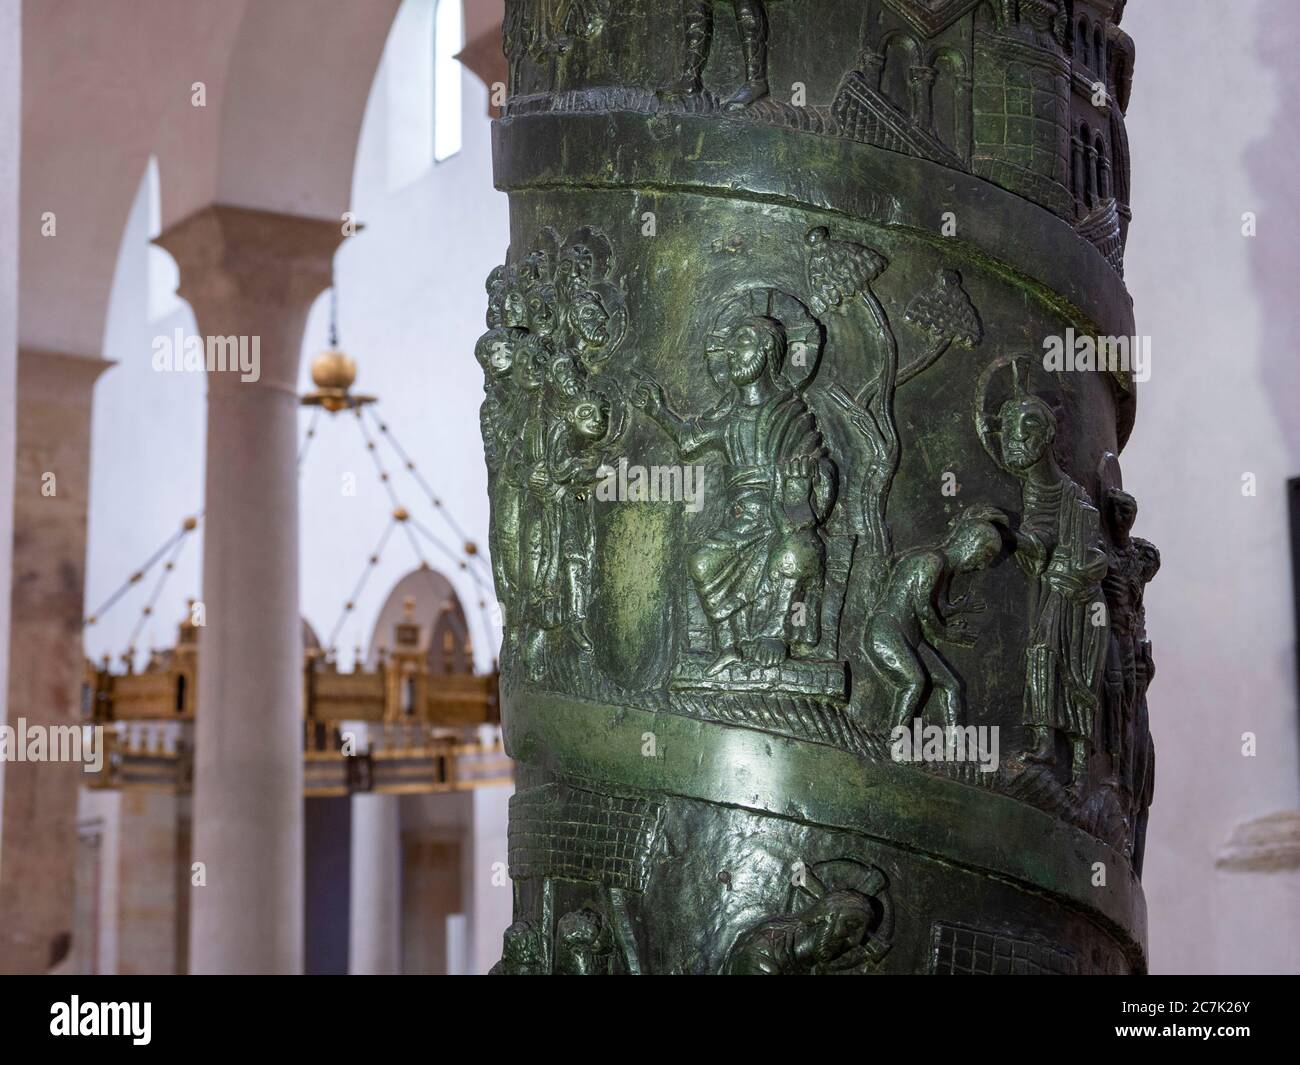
[[17, 347, 114, 400], [154, 203, 344, 302], [154, 205, 344, 388], [1216, 811, 1300, 874]]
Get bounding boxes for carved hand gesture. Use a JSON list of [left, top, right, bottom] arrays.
[[629, 372, 667, 419], [783, 454, 815, 490], [529, 463, 552, 491]]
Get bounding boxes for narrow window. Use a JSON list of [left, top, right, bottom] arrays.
[[145, 156, 181, 321], [434, 0, 464, 162]]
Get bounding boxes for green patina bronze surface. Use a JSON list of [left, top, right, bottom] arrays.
[[480, 0, 1154, 975]]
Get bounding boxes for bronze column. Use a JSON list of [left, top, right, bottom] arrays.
[[482, 0, 1153, 974]]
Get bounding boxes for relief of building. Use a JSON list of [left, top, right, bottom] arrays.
[[502, 0, 1135, 276]]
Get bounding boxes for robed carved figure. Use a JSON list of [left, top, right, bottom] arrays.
[[631, 313, 836, 676]]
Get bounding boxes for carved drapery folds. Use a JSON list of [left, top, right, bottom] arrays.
[[485, 0, 1150, 974]]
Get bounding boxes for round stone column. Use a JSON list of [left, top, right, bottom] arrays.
[[156, 205, 341, 974], [0, 349, 110, 973], [348, 793, 402, 975], [481, 1, 1153, 974]]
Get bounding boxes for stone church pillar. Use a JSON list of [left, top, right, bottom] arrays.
[[155, 205, 341, 974], [482, 2, 1151, 974], [348, 792, 402, 974], [0, 0, 17, 925], [0, 349, 110, 973]]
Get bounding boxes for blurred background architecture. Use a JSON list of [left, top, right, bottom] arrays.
[[0, 0, 1296, 974]]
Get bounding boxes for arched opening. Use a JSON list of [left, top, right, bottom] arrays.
[[1095, 132, 1110, 201], [1082, 122, 1096, 209], [1073, 120, 1094, 213], [881, 33, 920, 117], [931, 49, 970, 159]]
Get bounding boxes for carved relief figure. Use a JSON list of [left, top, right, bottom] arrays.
[[800, 227, 996, 733], [722, 860, 892, 975], [661, 0, 771, 111], [503, 0, 537, 91], [504, 0, 609, 84], [722, 889, 876, 975], [865, 507, 1007, 730], [1097, 482, 1159, 865], [476, 228, 628, 680], [1130, 565, 1158, 873], [504, 0, 611, 100], [631, 313, 836, 675], [555, 907, 615, 975], [1100, 490, 1138, 770], [555, 235, 627, 374], [977, 359, 1108, 788], [550, 389, 624, 652], [510, 336, 562, 674], [489, 920, 546, 975], [551, 0, 607, 53], [478, 295, 527, 624]]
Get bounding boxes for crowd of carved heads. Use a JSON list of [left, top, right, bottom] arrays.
[[476, 227, 629, 678]]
